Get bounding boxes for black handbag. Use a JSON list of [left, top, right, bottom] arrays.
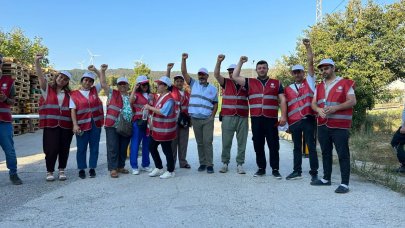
[[116, 113, 133, 137], [137, 119, 148, 132], [177, 112, 191, 128]]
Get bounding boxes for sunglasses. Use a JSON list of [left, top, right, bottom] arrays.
[[118, 82, 127, 86]]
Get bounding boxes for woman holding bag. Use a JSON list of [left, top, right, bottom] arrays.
[[129, 75, 154, 175], [95, 64, 132, 178]]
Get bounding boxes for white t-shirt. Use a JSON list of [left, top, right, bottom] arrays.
[[289, 74, 316, 93], [41, 83, 66, 107], [314, 76, 355, 98], [69, 83, 102, 109]]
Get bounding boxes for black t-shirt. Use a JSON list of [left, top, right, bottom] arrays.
[[244, 78, 284, 94]]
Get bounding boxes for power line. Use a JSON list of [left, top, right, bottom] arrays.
[[331, 0, 347, 13]]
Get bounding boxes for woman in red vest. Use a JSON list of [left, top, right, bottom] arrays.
[[97, 64, 132, 178], [70, 67, 104, 179], [144, 76, 177, 179], [129, 75, 154, 175], [35, 54, 73, 182]]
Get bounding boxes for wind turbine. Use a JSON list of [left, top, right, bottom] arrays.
[[77, 60, 86, 69], [87, 49, 100, 65], [134, 55, 144, 65]]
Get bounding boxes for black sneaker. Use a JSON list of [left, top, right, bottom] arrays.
[[335, 185, 349, 194], [286, 171, 302, 180], [9, 174, 22, 185], [253, 168, 266, 177], [310, 175, 319, 183], [206, 166, 214, 174], [310, 179, 331, 186], [396, 165, 405, 174], [79, 169, 86, 179], [89, 169, 96, 178], [197, 165, 207, 172], [272, 170, 282, 179]]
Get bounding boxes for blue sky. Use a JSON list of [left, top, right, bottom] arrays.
[[0, 0, 398, 72]]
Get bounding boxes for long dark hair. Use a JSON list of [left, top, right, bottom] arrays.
[[51, 73, 71, 93]]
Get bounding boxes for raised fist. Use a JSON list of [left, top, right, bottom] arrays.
[[217, 54, 225, 62], [88, 65, 97, 72], [35, 54, 44, 62], [182, 53, 188, 60], [240, 56, 248, 63], [303, 38, 311, 47], [100, 64, 108, 71], [167, 63, 174, 70]]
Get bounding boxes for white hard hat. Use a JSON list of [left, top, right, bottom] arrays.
[[117, 76, 129, 84], [155, 76, 172, 87], [136, 75, 149, 84], [59, 70, 72, 80], [81, 72, 96, 80]]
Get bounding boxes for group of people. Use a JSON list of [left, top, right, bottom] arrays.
[[1, 39, 401, 194]]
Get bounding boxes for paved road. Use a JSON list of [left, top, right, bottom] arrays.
[[0, 121, 404, 227]]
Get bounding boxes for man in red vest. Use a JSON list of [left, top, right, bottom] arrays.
[[0, 53, 22, 185], [284, 39, 319, 182], [214, 54, 248, 174], [311, 58, 356, 194], [232, 56, 287, 178]]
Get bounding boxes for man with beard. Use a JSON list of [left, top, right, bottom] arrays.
[[214, 54, 248, 174], [232, 56, 287, 178], [311, 58, 356, 194], [284, 39, 319, 183], [181, 53, 218, 174]]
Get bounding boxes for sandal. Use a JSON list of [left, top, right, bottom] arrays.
[[110, 170, 119, 178], [182, 164, 191, 169], [117, 168, 129, 174]]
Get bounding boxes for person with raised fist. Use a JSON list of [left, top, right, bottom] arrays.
[[166, 63, 191, 169], [181, 53, 218, 174], [70, 65, 104, 179], [214, 54, 248, 174], [232, 56, 287, 178], [284, 39, 319, 183], [98, 64, 132, 178], [35, 54, 73, 182]]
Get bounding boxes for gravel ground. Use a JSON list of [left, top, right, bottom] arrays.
[[0, 120, 404, 227]]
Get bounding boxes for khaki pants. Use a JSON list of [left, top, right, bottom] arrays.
[[171, 126, 190, 168], [221, 116, 248, 165], [191, 117, 215, 166]]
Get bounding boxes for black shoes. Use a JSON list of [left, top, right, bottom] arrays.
[[310, 175, 319, 183], [272, 170, 282, 179], [10, 174, 22, 185], [310, 179, 331, 186], [335, 185, 350, 194], [206, 166, 214, 174], [197, 165, 207, 172], [89, 169, 96, 178], [253, 168, 266, 177], [79, 169, 86, 179], [286, 171, 302, 180]]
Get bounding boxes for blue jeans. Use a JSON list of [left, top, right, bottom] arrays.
[[130, 122, 150, 169], [0, 122, 17, 175], [76, 120, 102, 170]]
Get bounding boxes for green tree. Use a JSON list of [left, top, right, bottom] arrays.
[[277, 0, 405, 130], [0, 28, 49, 67], [128, 61, 152, 87]]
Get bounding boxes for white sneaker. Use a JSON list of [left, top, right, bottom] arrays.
[[58, 170, 67, 181], [160, 171, 175, 179], [237, 165, 246, 174], [219, 163, 228, 173], [149, 168, 164, 177], [132, 168, 140, 175], [141, 166, 153, 172], [46, 172, 55, 181]]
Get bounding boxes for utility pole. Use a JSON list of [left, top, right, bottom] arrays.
[[316, 0, 323, 23]]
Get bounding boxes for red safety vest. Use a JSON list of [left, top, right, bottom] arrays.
[[131, 92, 150, 121], [0, 75, 14, 122], [70, 87, 104, 131], [105, 89, 123, 127], [315, 78, 355, 129], [221, 78, 249, 117], [39, 85, 72, 129], [171, 87, 190, 116], [285, 78, 315, 126], [150, 93, 177, 141], [247, 78, 280, 118]]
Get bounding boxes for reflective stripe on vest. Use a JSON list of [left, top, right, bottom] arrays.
[[105, 90, 123, 127], [39, 85, 72, 129], [150, 93, 177, 141], [188, 81, 217, 117], [285, 79, 315, 126], [221, 79, 249, 117], [0, 76, 14, 122], [247, 78, 280, 118], [315, 78, 354, 129], [70, 87, 104, 131]]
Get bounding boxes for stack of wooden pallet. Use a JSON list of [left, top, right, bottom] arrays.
[[1, 58, 51, 135]]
